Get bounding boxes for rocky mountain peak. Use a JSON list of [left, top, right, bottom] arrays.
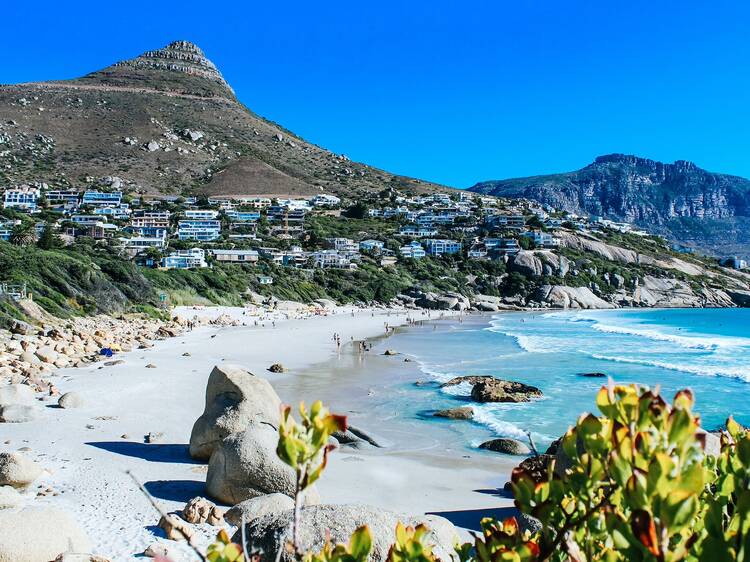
[[112, 40, 233, 94]]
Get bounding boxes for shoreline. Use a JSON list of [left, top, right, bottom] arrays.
[[1, 305, 514, 560]]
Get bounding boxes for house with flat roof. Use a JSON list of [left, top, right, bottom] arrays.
[[81, 190, 122, 207], [3, 186, 40, 211], [162, 248, 208, 269], [399, 241, 426, 259], [177, 220, 221, 241], [423, 239, 462, 256], [209, 249, 259, 263]]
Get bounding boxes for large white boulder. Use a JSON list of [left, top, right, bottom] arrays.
[[0, 507, 91, 562], [224, 493, 294, 526], [189, 365, 282, 460], [233, 504, 459, 562], [0, 453, 43, 488], [0, 385, 36, 408], [206, 422, 318, 505]]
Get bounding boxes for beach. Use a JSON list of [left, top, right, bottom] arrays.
[[0, 307, 515, 561]]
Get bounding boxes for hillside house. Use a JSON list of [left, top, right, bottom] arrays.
[[3, 186, 40, 211], [162, 248, 208, 269]]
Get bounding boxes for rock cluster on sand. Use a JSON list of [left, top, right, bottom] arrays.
[[234, 504, 459, 562], [0, 314, 186, 417], [158, 514, 195, 542], [182, 496, 224, 525], [440, 375, 542, 403], [189, 365, 281, 460]]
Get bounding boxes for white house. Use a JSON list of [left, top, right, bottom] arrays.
[[177, 220, 221, 241], [399, 241, 426, 259], [3, 186, 40, 211], [311, 194, 341, 207], [162, 248, 208, 269], [209, 249, 260, 263], [183, 209, 219, 220]]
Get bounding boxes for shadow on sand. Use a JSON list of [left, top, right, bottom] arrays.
[[427, 507, 519, 531], [85, 441, 202, 464], [144, 479, 206, 503]]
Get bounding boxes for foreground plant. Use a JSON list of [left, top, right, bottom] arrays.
[[387, 523, 440, 562], [277, 400, 348, 556], [700, 416, 750, 560], [469, 381, 750, 562], [457, 517, 540, 562], [207, 529, 246, 562], [303, 525, 373, 562]]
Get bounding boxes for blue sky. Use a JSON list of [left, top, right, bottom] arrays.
[[3, 1, 749, 188]]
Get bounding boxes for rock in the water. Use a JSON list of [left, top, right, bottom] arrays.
[[382, 350, 398, 356], [232, 504, 459, 562], [190, 364, 282, 460], [0, 486, 24, 509], [0, 385, 36, 407], [58, 392, 84, 409], [182, 496, 224, 526], [479, 438, 531, 455], [0, 405, 38, 423], [578, 372, 607, 378], [331, 425, 384, 448], [145, 364, 157, 369], [267, 363, 286, 373], [433, 407, 474, 420], [470, 379, 542, 403], [224, 493, 294, 526], [158, 514, 194, 541], [0, 452, 43, 488], [0, 507, 91, 562], [206, 422, 317, 505]]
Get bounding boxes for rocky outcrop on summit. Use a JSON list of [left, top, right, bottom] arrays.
[[113, 41, 233, 94], [470, 154, 750, 257]]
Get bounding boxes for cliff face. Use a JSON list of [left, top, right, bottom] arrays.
[[470, 154, 750, 257]]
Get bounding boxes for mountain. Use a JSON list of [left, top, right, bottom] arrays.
[[0, 40, 446, 199], [469, 154, 750, 258]]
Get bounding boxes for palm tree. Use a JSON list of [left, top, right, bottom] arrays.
[[10, 222, 37, 246]]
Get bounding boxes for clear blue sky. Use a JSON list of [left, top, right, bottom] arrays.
[[3, 0, 749, 188]]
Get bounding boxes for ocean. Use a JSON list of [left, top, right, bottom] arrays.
[[387, 308, 750, 449]]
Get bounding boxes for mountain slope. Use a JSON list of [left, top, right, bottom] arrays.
[[469, 154, 750, 257], [0, 40, 447, 199]]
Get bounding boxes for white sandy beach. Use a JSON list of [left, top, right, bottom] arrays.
[[0, 307, 514, 561]]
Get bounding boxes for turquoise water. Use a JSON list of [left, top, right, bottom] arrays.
[[391, 309, 750, 448]]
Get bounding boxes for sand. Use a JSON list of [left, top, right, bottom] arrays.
[[0, 307, 515, 560]]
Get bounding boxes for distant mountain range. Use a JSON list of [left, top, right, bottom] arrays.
[[469, 154, 750, 258], [0, 40, 445, 199]]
